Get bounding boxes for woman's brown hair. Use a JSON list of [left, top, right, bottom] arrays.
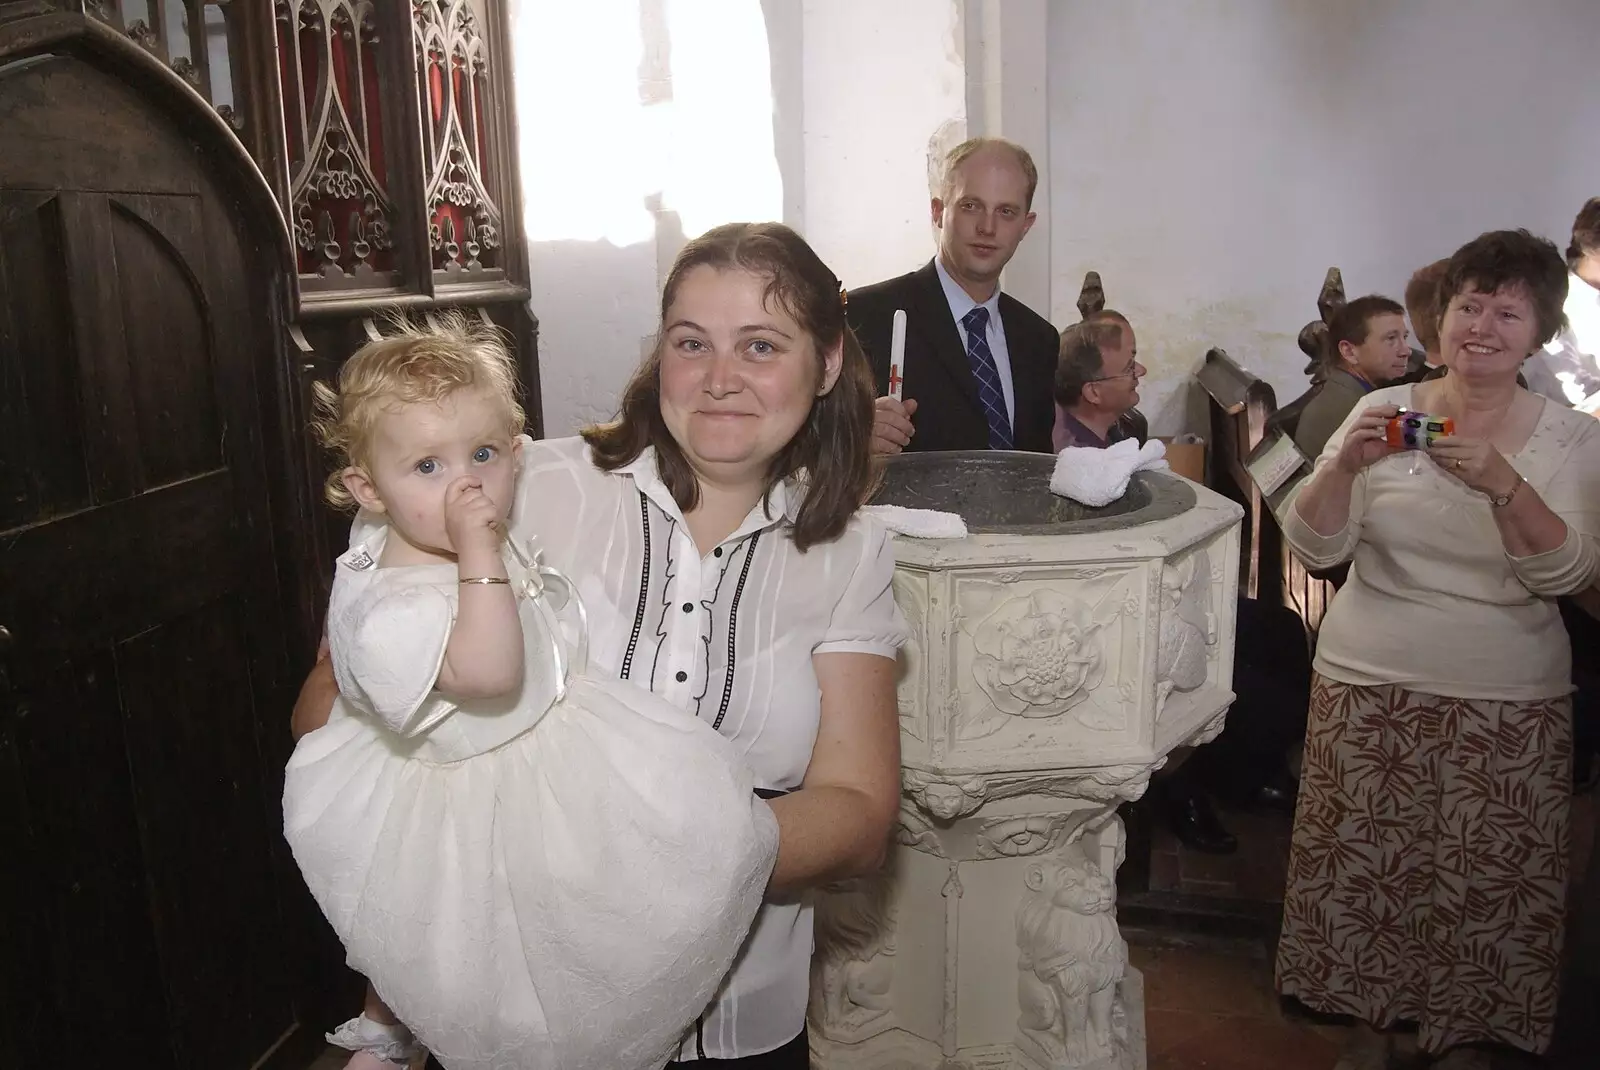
[[582, 222, 878, 551], [1567, 197, 1600, 269], [1404, 258, 1451, 356], [1440, 229, 1568, 347]]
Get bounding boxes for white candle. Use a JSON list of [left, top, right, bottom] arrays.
[[888, 308, 907, 401]]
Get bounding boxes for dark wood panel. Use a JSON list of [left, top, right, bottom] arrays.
[[119, 600, 297, 1069], [0, 55, 201, 195], [58, 190, 143, 502], [0, 471, 240, 660], [0, 190, 88, 531], [0, 16, 328, 1067], [0, 664, 43, 1070], [4, 649, 174, 1064], [112, 194, 222, 489]]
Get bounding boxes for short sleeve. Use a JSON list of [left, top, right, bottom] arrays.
[[330, 580, 456, 735], [815, 519, 911, 658]]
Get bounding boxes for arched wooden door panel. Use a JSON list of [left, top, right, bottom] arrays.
[[0, 49, 308, 1070]]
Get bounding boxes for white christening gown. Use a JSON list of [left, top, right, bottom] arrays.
[[283, 531, 779, 1070]]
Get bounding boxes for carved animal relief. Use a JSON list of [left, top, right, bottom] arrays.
[[1155, 546, 1217, 715], [1015, 851, 1129, 1069], [811, 872, 899, 1039]]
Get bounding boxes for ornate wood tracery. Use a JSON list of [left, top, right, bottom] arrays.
[[413, 0, 502, 275], [52, 0, 539, 625], [89, 2, 250, 131], [276, 0, 397, 284], [85, 0, 527, 311]]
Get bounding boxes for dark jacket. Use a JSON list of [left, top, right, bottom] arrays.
[[848, 260, 1059, 453]]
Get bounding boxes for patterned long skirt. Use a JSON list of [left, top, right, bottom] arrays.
[[1275, 674, 1572, 1055]]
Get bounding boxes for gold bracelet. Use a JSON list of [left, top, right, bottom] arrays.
[[459, 577, 510, 585]]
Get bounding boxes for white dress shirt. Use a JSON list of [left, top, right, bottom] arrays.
[[935, 257, 1016, 427], [511, 437, 908, 1060]]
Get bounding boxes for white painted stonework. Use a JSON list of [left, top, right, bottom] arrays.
[[809, 472, 1243, 1070]]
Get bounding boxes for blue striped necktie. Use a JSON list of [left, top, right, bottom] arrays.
[[962, 306, 1012, 450]]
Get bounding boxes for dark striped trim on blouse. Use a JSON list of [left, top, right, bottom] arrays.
[[710, 530, 760, 732], [618, 490, 651, 682]]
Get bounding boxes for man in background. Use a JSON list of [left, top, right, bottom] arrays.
[[851, 137, 1059, 455], [1527, 197, 1600, 409], [1052, 314, 1309, 855], [1292, 295, 1410, 458], [1052, 311, 1147, 450], [1401, 258, 1451, 383]]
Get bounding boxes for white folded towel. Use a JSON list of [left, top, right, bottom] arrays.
[[862, 504, 969, 539], [1050, 438, 1170, 507]]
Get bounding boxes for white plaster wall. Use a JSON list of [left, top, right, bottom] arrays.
[[514, 1, 967, 435], [1046, 0, 1600, 435], [965, 0, 1052, 315], [510, 0, 662, 437], [800, 0, 966, 290]]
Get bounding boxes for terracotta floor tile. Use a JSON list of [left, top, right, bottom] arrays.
[[1144, 1007, 1226, 1061], [1146, 1009, 1341, 1070], [1233, 859, 1289, 902], [1133, 946, 1278, 1019]]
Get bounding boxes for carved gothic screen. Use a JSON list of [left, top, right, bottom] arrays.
[[83, 0, 525, 312], [96, 1, 250, 130], [276, 0, 398, 288], [414, 0, 503, 279], [124, 0, 531, 313], [59, 0, 538, 616]]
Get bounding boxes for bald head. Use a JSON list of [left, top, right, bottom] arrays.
[[938, 138, 1039, 211]]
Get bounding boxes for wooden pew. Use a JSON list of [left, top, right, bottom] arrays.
[[1195, 348, 1279, 603], [1195, 266, 1352, 644], [1266, 268, 1349, 639]]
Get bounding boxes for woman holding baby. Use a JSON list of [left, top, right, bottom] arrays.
[[289, 222, 907, 1070]]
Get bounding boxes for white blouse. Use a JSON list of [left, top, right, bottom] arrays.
[[510, 436, 907, 1060]]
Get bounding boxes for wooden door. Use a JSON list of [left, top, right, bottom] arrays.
[[0, 52, 309, 1068]]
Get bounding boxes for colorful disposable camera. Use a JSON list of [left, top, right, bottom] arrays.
[[1384, 410, 1454, 449]]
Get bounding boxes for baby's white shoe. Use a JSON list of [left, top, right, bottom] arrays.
[[327, 1014, 424, 1070]]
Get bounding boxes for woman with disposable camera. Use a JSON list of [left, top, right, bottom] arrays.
[[1275, 229, 1600, 1070]]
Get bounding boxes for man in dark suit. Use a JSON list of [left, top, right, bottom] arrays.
[[847, 137, 1059, 455]]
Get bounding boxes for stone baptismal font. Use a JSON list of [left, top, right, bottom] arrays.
[[809, 452, 1244, 1070]]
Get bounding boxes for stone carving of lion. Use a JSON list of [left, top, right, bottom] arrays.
[[809, 872, 897, 1036], [1015, 851, 1128, 1066]]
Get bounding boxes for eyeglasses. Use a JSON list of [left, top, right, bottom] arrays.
[[1088, 362, 1140, 384]]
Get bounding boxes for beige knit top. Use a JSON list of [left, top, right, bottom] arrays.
[[1283, 384, 1600, 701]]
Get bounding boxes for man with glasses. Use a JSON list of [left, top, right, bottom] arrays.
[[1052, 310, 1147, 450], [1053, 310, 1307, 856]]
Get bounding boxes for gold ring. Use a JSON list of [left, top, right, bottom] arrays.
[[1453, 459, 1462, 470]]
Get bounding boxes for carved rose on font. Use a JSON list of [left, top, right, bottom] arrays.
[[972, 590, 1111, 719]]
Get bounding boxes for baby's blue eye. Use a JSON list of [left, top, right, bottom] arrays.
[[416, 458, 438, 474], [473, 446, 494, 463]]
